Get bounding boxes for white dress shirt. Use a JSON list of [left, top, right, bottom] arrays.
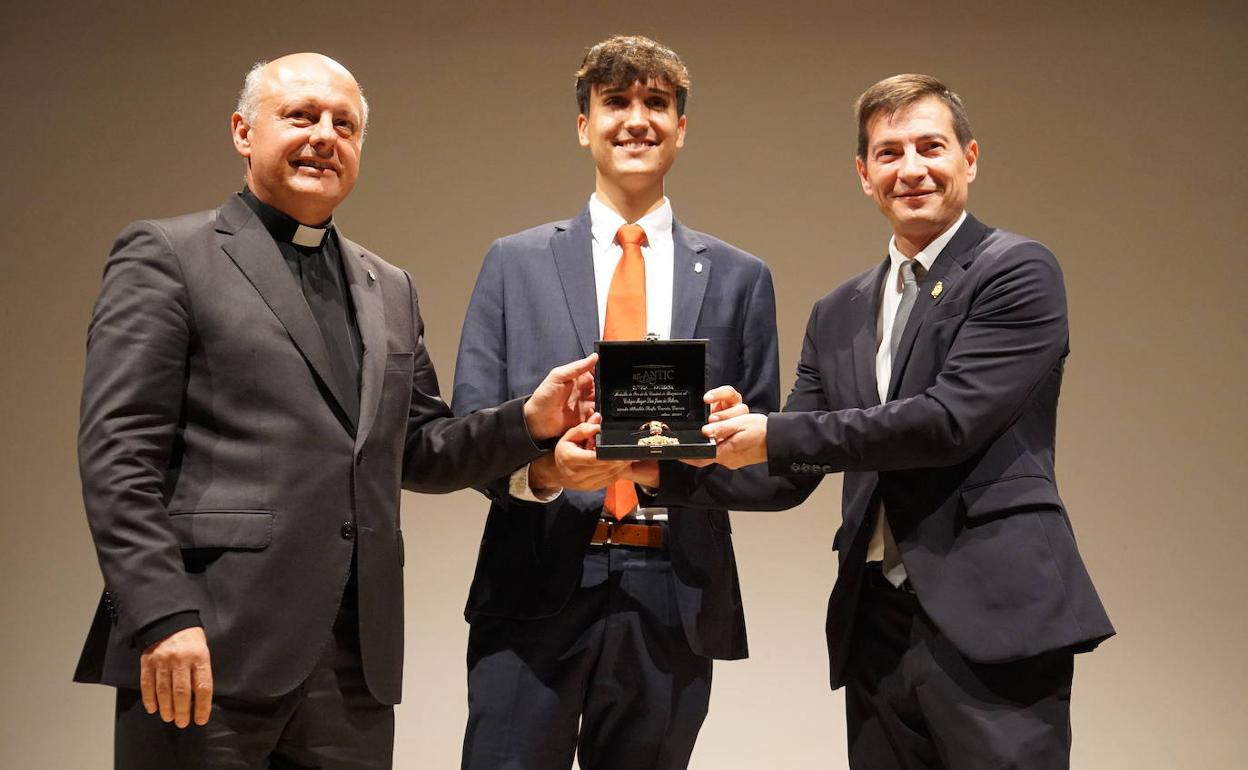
[[867, 211, 966, 569], [509, 195, 677, 516], [875, 210, 966, 403], [588, 193, 675, 342]]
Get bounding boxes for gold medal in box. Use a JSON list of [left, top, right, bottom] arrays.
[[594, 339, 716, 460]]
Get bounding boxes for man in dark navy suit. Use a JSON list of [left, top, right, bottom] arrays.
[[452, 35, 779, 770], [665, 74, 1114, 769]]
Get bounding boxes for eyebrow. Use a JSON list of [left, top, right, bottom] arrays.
[[872, 131, 951, 149], [281, 99, 359, 119], [598, 85, 674, 99]]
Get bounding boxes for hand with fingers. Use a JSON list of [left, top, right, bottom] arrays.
[[529, 413, 632, 493], [701, 412, 769, 469], [624, 460, 660, 490], [703, 385, 750, 422], [139, 626, 213, 728], [523, 353, 599, 442], [682, 385, 754, 467]]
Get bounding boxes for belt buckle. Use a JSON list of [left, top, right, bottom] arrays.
[[590, 517, 617, 547]]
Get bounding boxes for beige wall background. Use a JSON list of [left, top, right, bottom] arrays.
[[2, 0, 1244, 767]]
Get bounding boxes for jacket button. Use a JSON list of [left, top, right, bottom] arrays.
[[340, 522, 355, 540], [790, 462, 801, 472]]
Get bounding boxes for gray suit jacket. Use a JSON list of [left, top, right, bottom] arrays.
[[451, 208, 779, 660], [75, 194, 542, 704]]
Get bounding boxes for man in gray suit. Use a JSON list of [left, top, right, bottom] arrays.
[[75, 52, 595, 768], [452, 35, 779, 770]]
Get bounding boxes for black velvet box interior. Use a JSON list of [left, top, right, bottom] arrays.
[[594, 339, 716, 460]]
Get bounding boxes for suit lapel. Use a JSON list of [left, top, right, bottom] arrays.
[[886, 214, 986, 400], [215, 197, 353, 427], [851, 261, 887, 408], [550, 208, 600, 357], [339, 235, 386, 450], [670, 221, 710, 340]]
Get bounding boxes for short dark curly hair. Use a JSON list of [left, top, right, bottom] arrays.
[[575, 35, 690, 116]]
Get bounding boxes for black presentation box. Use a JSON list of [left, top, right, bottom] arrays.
[[594, 339, 716, 460]]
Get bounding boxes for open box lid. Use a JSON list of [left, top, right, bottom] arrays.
[[594, 339, 716, 459]]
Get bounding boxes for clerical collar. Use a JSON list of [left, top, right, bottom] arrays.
[[239, 187, 332, 248]]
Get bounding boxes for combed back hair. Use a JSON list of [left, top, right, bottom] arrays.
[[236, 60, 370, 135], [575, 35, 691, 116], [854, 73, 972, 159]]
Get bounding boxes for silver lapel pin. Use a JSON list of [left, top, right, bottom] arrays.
[[694, 261, 703, 274], [367, 268, 376, 283]]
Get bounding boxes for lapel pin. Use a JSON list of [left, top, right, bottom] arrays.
[[367, 269, 376, 283], [694, 261, 703, 274], [931, 280, 943, 299]]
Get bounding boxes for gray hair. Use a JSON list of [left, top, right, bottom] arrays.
[[236, 59, 370, 135], [236, 61, 267, 124]]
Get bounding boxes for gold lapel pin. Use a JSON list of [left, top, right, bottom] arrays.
[[694, 261, 703, 274], [931, 280, 943, 298]]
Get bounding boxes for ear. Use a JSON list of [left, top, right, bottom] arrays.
[[231, 112, 252, 159], [964, 138, 979, 183], [855, 156, 872, 196], [674, 114, 687, 149], [577, 113, 590, 148]]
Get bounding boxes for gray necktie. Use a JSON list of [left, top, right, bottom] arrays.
[[881, 258, 925, 587], [890, 259, 925, 363]]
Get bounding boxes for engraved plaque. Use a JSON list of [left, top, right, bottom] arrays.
[[594, 340, 716, 460]]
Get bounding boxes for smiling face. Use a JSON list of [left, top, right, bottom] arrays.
[[231, 53, 364, 225], [577, 79, 686, 207], [855, 96, 978, 256]]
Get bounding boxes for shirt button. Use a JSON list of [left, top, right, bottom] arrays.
[[340, 522, 355, 540]]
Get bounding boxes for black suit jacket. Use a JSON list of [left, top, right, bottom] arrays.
[[450, 208, 780, 660], [75, 195, 543, 705], [658, 214, 1114, 686]]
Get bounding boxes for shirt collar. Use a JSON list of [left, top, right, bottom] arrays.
[[588, 193, 673, 248], [887, 210, 967, 274], [239, 187, 333, 248]]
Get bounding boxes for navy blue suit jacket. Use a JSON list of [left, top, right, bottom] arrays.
[[452, 207, 780, 660], [657, 214, 1113, 685]]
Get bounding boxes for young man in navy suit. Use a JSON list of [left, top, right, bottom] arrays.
[[452, 35, 780, 770], [670, 74, 1115, 768]]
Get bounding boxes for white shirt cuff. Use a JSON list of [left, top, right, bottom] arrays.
[[508, 464, 562, 503]]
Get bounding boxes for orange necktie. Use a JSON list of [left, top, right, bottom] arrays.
[[603, 223, 647, 520]]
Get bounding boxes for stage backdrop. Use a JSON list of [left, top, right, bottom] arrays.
[[2, 0, 1244, 767]]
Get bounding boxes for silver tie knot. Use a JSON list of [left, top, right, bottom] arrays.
[[899, 259, 926, 290]]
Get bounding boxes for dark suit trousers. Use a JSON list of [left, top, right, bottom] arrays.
[[114, 572, 393, 770], [461, 540, 712, 770], [845, 564, 1073, 770]]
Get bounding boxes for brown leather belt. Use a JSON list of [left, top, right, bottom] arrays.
[[590, 519, 667, 549]]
